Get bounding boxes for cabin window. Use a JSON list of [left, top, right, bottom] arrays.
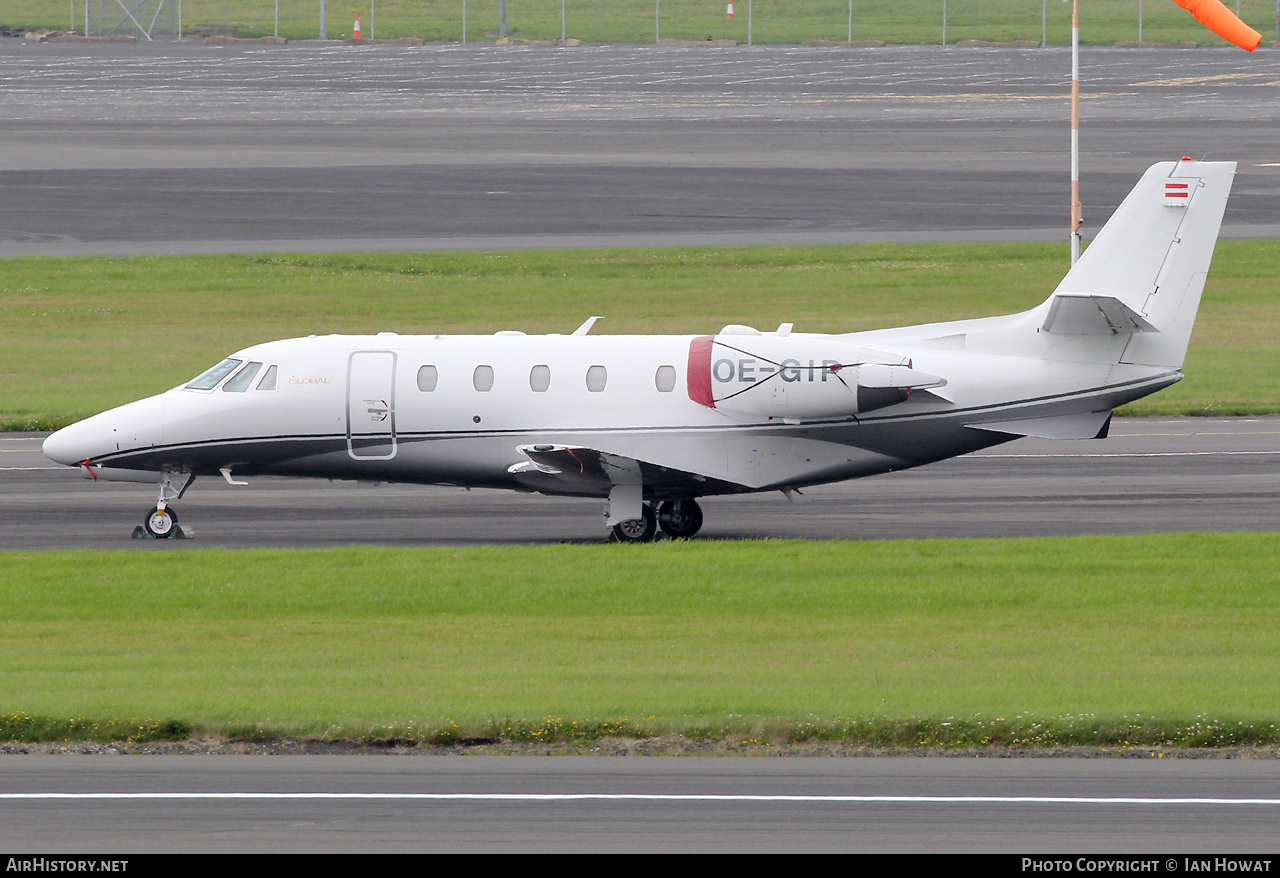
[[655, 365, 677, 393], [473, 365, 494, 392], [185, 358, 242, 391], [417, 365, 439, 392], [586, 365, 607, 392], [255, 365, 278, 392], [223, 361, 263, 393], [529, 365, 551, 392]]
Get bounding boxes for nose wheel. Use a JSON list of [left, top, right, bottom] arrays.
[[144, 505, 178, 538]]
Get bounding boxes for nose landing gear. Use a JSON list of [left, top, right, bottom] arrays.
[[132, 469, 195, 540]]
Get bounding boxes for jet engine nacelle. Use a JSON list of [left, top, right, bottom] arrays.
[[686, 334, 946, 421]]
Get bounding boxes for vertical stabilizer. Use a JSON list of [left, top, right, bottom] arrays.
[[1048, 159, 1235, 369]]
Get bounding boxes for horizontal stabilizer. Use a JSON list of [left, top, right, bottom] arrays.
[[967, 411, 1112, 440], [1042, 295, 1158, 336]]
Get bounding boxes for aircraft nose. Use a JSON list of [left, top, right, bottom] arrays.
[[42, 395, 166, 467], [43, 422, 87, 466]]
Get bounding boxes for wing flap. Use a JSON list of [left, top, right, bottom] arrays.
[[967, 411, 1112, 440]]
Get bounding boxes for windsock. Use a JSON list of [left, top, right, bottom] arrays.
[[1171, 0, 1261, 51]]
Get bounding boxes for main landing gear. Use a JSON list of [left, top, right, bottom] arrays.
[[657, 499, 703, 538], [132, 470, 195, 540], [610, 499, 703, 543]]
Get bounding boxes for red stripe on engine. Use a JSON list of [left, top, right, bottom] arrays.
[[687, 335, 715, 408]]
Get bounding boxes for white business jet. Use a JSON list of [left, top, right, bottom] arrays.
[[44, 159, 1234, 542]]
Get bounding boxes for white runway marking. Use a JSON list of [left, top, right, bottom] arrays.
[[4, 793, 1280, 805]]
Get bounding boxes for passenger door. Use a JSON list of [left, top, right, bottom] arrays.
[[346, 350, 397, 460]]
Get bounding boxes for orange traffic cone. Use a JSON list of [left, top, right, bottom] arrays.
[[353, 16, 362, 39], [726, 4, 734, 18]]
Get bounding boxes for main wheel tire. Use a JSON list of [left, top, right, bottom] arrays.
[[144, 506, 177, 538], [611, 504, 657, 543], [658, 499, 703, 538]]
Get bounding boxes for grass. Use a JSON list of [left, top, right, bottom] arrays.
[[3, 241, 1278, 429], [1, 534, 1280, 747], [10, 0, 1275, 46]]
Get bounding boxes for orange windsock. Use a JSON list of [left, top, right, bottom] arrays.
[[1171, 0, 1262, 51]]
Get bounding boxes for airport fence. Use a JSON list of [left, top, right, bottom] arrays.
[[11, 0, 1279, 47]]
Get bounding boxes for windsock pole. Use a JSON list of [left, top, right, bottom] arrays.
[[1070, 0, 1082, 266]]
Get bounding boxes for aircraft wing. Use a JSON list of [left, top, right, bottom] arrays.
[[507, 443, 747, 499], [507, 430, 906, 508], [966, 410, 1113, 440]]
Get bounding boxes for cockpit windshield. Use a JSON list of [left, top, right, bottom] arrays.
[[222, 361, 262, 393], [185, 358, 242, 391]]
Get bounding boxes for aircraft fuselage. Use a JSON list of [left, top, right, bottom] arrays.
[[41, 160, 1234, 540]]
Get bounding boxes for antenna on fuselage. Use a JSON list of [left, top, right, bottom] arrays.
[[572, 316, 604, 336]]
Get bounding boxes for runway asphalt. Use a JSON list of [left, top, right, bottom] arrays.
[[5, 418, 1279, 547], [2, 756, 1279, 853], [1, 41, 1278, 255]]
